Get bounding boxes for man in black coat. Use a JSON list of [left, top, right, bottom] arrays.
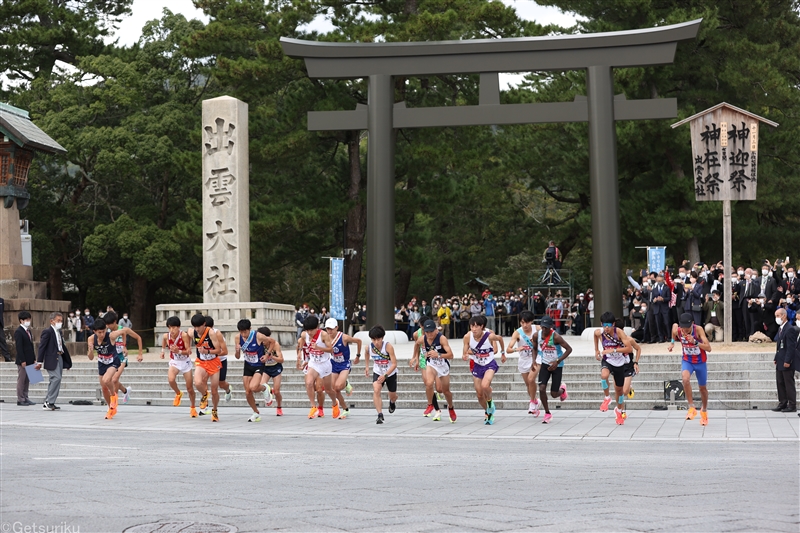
[[0, 297, 11, 361], [34, 311, 72, 410], [772, 308, 798, 412], [649, 273, 672, 343], [14, 311, 36, 405]]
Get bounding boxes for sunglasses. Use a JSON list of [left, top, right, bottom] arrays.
[[602, 322, 614, 328]]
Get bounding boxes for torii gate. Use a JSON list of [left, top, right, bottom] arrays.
[[281, 19, 702, 329]]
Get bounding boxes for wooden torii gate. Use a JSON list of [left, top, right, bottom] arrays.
[[281, 19, 702, 329]]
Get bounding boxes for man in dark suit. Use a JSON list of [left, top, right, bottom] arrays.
[[34, 311, 71, 410], [773, 308, 798, 412], [0, 297, 11, 361], [782, 266, 800, 296], [649, 273, 672, 342], [14, 311, 36, 405], [741, 268, 759, 338], [757, 263, 778, 302]]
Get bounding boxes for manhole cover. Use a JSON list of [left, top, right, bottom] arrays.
[[123, 521, 237, 533]]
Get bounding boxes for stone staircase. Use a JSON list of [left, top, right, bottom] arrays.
[[1, 350, 791, 410]]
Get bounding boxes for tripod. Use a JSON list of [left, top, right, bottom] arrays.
[[540, 264, 562, 284]]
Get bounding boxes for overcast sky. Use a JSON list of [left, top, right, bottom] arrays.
[[108, 0, 578, 88]]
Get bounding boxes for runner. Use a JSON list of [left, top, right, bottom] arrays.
[[324, 317, 362, 420], [187, 314, 224, 422], [536, 316, 572, 424], [159, 316, 197, 417], [411, 320, 457, 422], [410, 315, 443, 416], [593, 312, 635, 424], [297, 315, 339, 419], [668, 312, 712, 426], [257, 327, 285, 416], [616, 318, 641, 401], [86, 319, 127, 419], [102, 312, 143, 405], [366, 325, 398, 424], [461, 315, 506, 425], [296, 324, 325, 413], [205, 316, 232, 402], [234, 319, 277, 422], [507, 310, 541, 417]]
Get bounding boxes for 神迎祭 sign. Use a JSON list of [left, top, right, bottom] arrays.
[[672, 102, 778, 201], [672, 103, 778, 344]]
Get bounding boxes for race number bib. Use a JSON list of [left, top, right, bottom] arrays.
[[243, 351, 259, 364]]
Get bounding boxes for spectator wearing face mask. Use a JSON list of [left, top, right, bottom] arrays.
[[782, 265, 800, 295], [83, 308, 94, 337], [741, 268, 761, 338], [119, 313, 132, 329], [649, 273, 671, 343], [684, 271, 705, 327], [730, 269, 745, 342], [703, 291, 724, 342], [758, 262, 778, 302]]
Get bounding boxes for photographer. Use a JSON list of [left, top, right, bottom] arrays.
[[543, 241, 562, 270]]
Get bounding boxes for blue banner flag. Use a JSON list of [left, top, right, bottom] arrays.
[[330, 258, 345, 321], [647, 247, 666, 274]]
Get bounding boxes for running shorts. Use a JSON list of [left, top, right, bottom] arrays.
[[308, 359, 332, 378], [196, 357, 222, 376], [471, 360, 499, 379], [518, 355, 533, 374], [331, 359, 351, 374], [220, 358, 228, 382], [98, 357, 121, 376], [682, 360, 708, 386], [243, 362, 267, 377], [538, 365, 563, 393], [609, 362, 635, 387], [427, 358, 450, 377], [263, 364, 283, 378], [169, 358, 193, 374], [373, 372, 398, 392]]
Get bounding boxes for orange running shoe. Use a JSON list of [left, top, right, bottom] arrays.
[[614, 407, 624, 425], [686, 407, 698, 420], [110, 395, 118, 409], [700, 411, 708, 426], [600, 397, 612, 412], [200, 392, 209, 410], [190, 407, 197, 418], [105, 408, 115, 419], [317, 406, 325, 418], [332, 401, 340, 419], [308, 406, 318, 419], [276, 407, 283, 416], [211, 409, 219, 422], [173, 391, 183, 407]]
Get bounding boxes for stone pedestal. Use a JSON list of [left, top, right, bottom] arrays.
[[1, 278, 71, 357], [0, 202, 32, 280]]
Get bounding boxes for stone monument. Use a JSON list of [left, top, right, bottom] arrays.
[[155, 96, 295, 347], [0, 103, 72, 354]]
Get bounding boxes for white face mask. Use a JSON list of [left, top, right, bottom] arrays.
[[22, 320, 31, 328], [731, 277, 738, 283], [776, 317, 784, 326], [738, 270, 744, 276], [762, 270, 770, 276], [751, 274, 758, 280], [53, 321, 62, 330], [85, 312, 90, 316], [640, 307, 647, 313], [789, 272, 795, 279], [123, 315, 128, 319], [679, 273, 686, 279], [796, 319, 800, 328]]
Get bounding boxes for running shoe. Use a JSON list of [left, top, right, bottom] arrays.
[[276, 407, 283, 416], [263, 384, 274, 407], [376, 413, 384, 424], [559, 383, 568, 401], [211, 409, 219, 422], [484, 413, 489, 424], [614, 407, 624, 425], [423, 404, 435, 417], [225, 388, 232, 402], [389, 402, 396, 414], [190, 407, 198, 418], [436, 392, 445, 402], [338, 409, 349, 419], [200, 392, 209, 410], [122, 387, 130, 404], [600, 396, 612, 412], [486, 399, 496, 415], [627, 388, 635, 399], [686, 406, 698, 420], [110, 395, 118, 409], [332, 401, 340, 419], [531, 399, 541, 418], [308, 407, 318, 419], [317, 406, 325, 418], [621, 411, 627, 420], [528, 400, 537, 414], [543, 413, 553, 424], [105, 408, 115, 420], [248, 412, 261, 423], [700, 411, 708, 426], [345, 381, 353, 396], [173, 391, 183, 407], [485, 413, 495, 425], [432, 410, 441, 421], [449, 407, 457, 423]]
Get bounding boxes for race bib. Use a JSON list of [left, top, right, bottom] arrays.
[[243, 351, 259, 364], [473, 350, 493, 366], [98, 353, 114, 365], [684, 346, 701, 356], [540, 346, 558, 364]]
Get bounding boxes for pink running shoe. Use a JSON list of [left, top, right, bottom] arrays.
[[543, 413, 553, 424], [614, 406, 625, 425], [559, 383, 568, 401], [600, 397, 612, 412], [531, 399, 541, 418]]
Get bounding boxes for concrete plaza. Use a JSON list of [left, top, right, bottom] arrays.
[[1, 405, 798, 532]]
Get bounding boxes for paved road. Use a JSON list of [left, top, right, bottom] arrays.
[[1, 406, 798, 532]]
